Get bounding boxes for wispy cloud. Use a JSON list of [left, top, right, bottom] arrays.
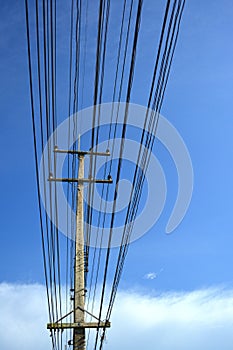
[[1, 283, 233, 350], [144, 268, 163, 280], [144, 272, 157, 280]]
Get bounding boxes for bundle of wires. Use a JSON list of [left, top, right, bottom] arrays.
[[25, 0, 186, 349]]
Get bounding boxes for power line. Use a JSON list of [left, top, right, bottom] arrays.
[[25, 1, 186, 348]]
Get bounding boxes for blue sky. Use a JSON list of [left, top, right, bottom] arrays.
[[0, 0, 233, 348]]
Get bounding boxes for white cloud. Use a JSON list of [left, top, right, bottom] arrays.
[[107, 288, 233, 350], [0, 283, 50, 350], [1, 283, 233, 350], [144, 272, 157, 280], [144, 268, 163, 280]]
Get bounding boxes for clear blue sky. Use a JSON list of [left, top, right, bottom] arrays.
[[0, 0, 233, 295]]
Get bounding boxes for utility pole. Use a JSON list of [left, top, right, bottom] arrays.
[[47, 147, 112, 350], [73, 153, 85, 350]]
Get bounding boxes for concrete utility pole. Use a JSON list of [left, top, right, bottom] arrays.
[[47, 147, 112, 350], [73, 153, 85, 350]]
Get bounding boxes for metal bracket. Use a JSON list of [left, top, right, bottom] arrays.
[[47, 321, 111, 330], [48, 176, 113, 184]]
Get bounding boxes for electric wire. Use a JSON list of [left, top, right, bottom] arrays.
[[25, 0, 186, 348]]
